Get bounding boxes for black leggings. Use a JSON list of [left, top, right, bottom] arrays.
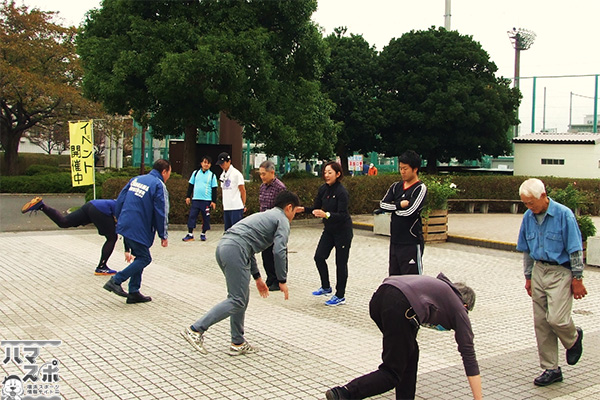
[[42, 202, 117, 269], [313, 228, 353, 298]]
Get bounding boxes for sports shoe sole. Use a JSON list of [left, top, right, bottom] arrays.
[[21, 197, 43, 213], [182, 237, 195, 242], [325, 299, 346, 306], [94, 270, 117, 276], [180, 330, 207, 354], [228, 344, 259, 356]]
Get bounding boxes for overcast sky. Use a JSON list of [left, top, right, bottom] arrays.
[[21, 0, 600, 133]]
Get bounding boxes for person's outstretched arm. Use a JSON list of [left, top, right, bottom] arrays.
[[467, 375, 482, 400]]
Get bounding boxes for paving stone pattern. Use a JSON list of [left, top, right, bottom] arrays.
[[1, 225, 599, 400]]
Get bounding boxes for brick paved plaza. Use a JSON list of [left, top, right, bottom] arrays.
[[1, 220, 599, 399]]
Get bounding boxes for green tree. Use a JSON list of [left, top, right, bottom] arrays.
[[0, 0, 98, 175], [321, 27, 383, 174], [77, 0, 336, 177], [379, 27, 521, 172]]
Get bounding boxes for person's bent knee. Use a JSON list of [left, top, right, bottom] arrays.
[[229, 296, 247, 312]]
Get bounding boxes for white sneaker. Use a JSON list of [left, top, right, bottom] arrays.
[[228, 341, 259, 356], [181, 327, 207, 354]]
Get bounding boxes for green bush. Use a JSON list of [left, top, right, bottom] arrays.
[[577, 215, 597, 241], [0, 173, 88, 193], [101, 173, 600, 224], [547, 183, 590, 214], [25, 164, 64, 176], [0, 152, 70, 175]]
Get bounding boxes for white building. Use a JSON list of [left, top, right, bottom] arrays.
[[513, 132, 600, 179]]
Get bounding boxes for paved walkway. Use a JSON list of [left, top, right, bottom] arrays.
[[1, 212, 600, 399]]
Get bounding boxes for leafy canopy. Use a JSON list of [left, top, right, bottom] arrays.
[[378, 27, 521, 172], [321, 27, 383, 170], [0, 0, 99, 175], [77, 0, 337, 162]]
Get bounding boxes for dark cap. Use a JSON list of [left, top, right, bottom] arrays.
[[216, 152, 231, 166]]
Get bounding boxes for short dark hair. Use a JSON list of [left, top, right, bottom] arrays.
[[323, 161, 343, 181], [399, 150, 421, 170], [153, 159, 171, 173], [274, 190, 300, 209], [260, 160, 276, 171], [201, 155, 212, 164]]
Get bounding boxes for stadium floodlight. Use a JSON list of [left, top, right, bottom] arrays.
[[507, 27, 536, 51]]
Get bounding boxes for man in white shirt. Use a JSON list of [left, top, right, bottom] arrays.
[[216, 152, 246, 230]]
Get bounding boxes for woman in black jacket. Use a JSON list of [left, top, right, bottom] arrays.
[[301, 161, 353, 306]]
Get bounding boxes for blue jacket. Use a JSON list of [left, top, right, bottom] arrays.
[[115, 169, 169, 247], [89, 199, 116, 216]]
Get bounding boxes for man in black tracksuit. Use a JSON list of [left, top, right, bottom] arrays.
[[378, 150, 427, 275]]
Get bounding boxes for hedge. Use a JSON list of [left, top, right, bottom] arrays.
[[101, 174, 600, 225]]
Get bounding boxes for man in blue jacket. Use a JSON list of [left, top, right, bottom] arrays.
[[103, 159, 171, 304]]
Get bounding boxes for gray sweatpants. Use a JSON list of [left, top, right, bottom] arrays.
[[192, 240, 251, 345]]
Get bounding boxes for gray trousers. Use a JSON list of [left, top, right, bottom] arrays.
[[531, 261, 578, 370], [192, 241, 251, 345]]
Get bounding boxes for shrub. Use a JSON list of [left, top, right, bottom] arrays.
[[577, 215, 597, 241], [0, 152, 70, 175], [0, 173, 88, 194], [25, 164, 63, 176], [547, 183, 590, 214]]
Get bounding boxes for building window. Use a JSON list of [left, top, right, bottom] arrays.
[[541, 158, 565, 165]]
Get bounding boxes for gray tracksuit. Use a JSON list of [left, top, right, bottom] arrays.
[[192, 208, 290, 344]]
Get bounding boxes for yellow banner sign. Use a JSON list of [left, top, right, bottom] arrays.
[[68, 120, 95, 187]]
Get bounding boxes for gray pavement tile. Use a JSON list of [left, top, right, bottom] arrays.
[[1, 226, 599, 400]]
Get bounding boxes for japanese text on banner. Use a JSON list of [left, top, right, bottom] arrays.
[[68, 120, 94, 187]]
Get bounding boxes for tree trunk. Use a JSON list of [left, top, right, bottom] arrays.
[[426, 154, 438, 174], [1, 131, 21, 176], [336, 144, 349, 176], [182, 125, 197, 179]]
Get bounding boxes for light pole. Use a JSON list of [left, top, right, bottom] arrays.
[[507, 27, 536, 137], [444, 0, 451, 30]]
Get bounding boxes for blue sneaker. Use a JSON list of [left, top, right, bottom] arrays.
[[312, 287, 332, 296], [325, 295, 346, 306], [95, 266, 117, 276], [182, 234, 194, 242], [200, 233, 206, 241]]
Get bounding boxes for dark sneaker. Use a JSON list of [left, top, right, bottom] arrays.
[[21, 197, 44, 214], [566, 327, 583, 365], [126, 291, 152, 304], [200, 233, 206, 241], [326, 386, 350, 400], [94, 266, 117, 276], [534, 368, 562, 386], [103, 277, 128, 297], [182, 234, 194, 242], [268, 283, 280, 292]]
